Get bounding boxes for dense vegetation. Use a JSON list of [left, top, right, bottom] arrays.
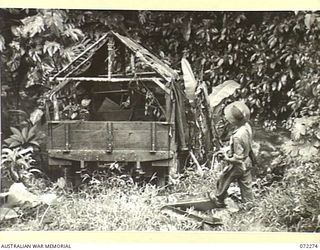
[[1, 9, 319, 231]]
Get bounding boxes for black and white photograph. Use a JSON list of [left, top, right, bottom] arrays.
[[0, 7, 319, 233]]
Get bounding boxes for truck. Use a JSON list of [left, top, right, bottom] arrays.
[[45, 31, 189, 185]]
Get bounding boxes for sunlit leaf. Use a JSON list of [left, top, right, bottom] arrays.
[[304, 13, 315, 29], [9, 141, 21, 148], [29, 141, 40, 147], [0, 35, 5, 52], [181, 58, 197, 101], [217, 58, 224, 67], [27, 125, 37, 140], [19, 147, 33, 155], [0, 208, 19, 221], [182, 18, 192, 42], [21, 127, 28, 141], [57, 177, 66, 189], [208, 80, 240, 109], [4, 138, 15, 145]]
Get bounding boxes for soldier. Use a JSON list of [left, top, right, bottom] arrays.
[[212, 101, 254, 207]]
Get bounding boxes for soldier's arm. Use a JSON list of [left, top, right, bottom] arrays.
[[224, 137, 246, 165]]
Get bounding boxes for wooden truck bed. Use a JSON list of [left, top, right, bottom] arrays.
[[47, 121, 175, 164]]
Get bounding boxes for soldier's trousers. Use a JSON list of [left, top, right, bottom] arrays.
[[216, 164, 254, 203]]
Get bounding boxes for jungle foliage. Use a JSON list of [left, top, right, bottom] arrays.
[[1, 10, 320, 121], [1, 9, 320, 232]]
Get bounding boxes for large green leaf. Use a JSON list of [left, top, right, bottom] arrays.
[[10, 127, 23, 138], [8, 110, 28, 119], [27, 125, 37, 141], [10, 134, 24, 144], [208, 80, 240, 109], [21, 127, 28, 141], [4, 138, 15, 145], [0, 35, 5, 52], [9, 141, 21, 148], [181, 58, 197, 101], [29, 140, 40, 147], [29, 109, 44, 126]]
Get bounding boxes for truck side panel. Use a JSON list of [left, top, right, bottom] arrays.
[[47, 121, 174, 163]]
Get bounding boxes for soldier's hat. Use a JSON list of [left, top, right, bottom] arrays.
[[224, 101, 250, 125]]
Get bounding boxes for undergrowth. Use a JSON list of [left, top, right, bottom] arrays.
[[2, 125, 320, 232], [1, 177, 200, 231], [219, 160, 320, 232]]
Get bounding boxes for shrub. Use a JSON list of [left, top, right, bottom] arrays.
[[282, 115, 320, 162], [1, 147, 39, 185], [4, 125, 41, 149], [255, 161, 319, 232]]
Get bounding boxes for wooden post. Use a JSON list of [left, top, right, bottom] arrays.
[[150, 122, 156, 153], [52, 95, 59, 121], [106, 122, 113, 153], [173, 85, 188, 151], [165, 91, 172, 122], [107, 38, 114, 80], [130, 54, 135, 74], [64, 123, 70, 152], [47, 123, 52, 150], [45, 101, 51, 121], [80, 160, 85, 169], [168, 102, 178, 179]]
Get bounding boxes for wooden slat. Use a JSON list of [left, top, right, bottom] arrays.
[[48, 121, 172, 151], [70, 131, 107, 149], [93, 90, 128, 94], [99, 72, 158, 77], [150, 122, 156, 152], [48, 121, 172, 125], [64, 123, 71, 151], [152, 78, 170, 95], [51, 33, 109, 79], [106, 122, 113, 153], [48, 149, 174, 162], [59, 130, 169, 150], [94, 111, 132, 121], [49, 121, 171, 133], [113, 130, 169, 149], [50, 76, 164, 83], [112, 31, 178, 82]]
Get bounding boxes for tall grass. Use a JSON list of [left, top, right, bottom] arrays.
[[1, 178, 200, 231], [2, 161, 319, 232]]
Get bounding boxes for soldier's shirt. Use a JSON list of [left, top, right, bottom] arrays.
[[230, 122, 253, 170]]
